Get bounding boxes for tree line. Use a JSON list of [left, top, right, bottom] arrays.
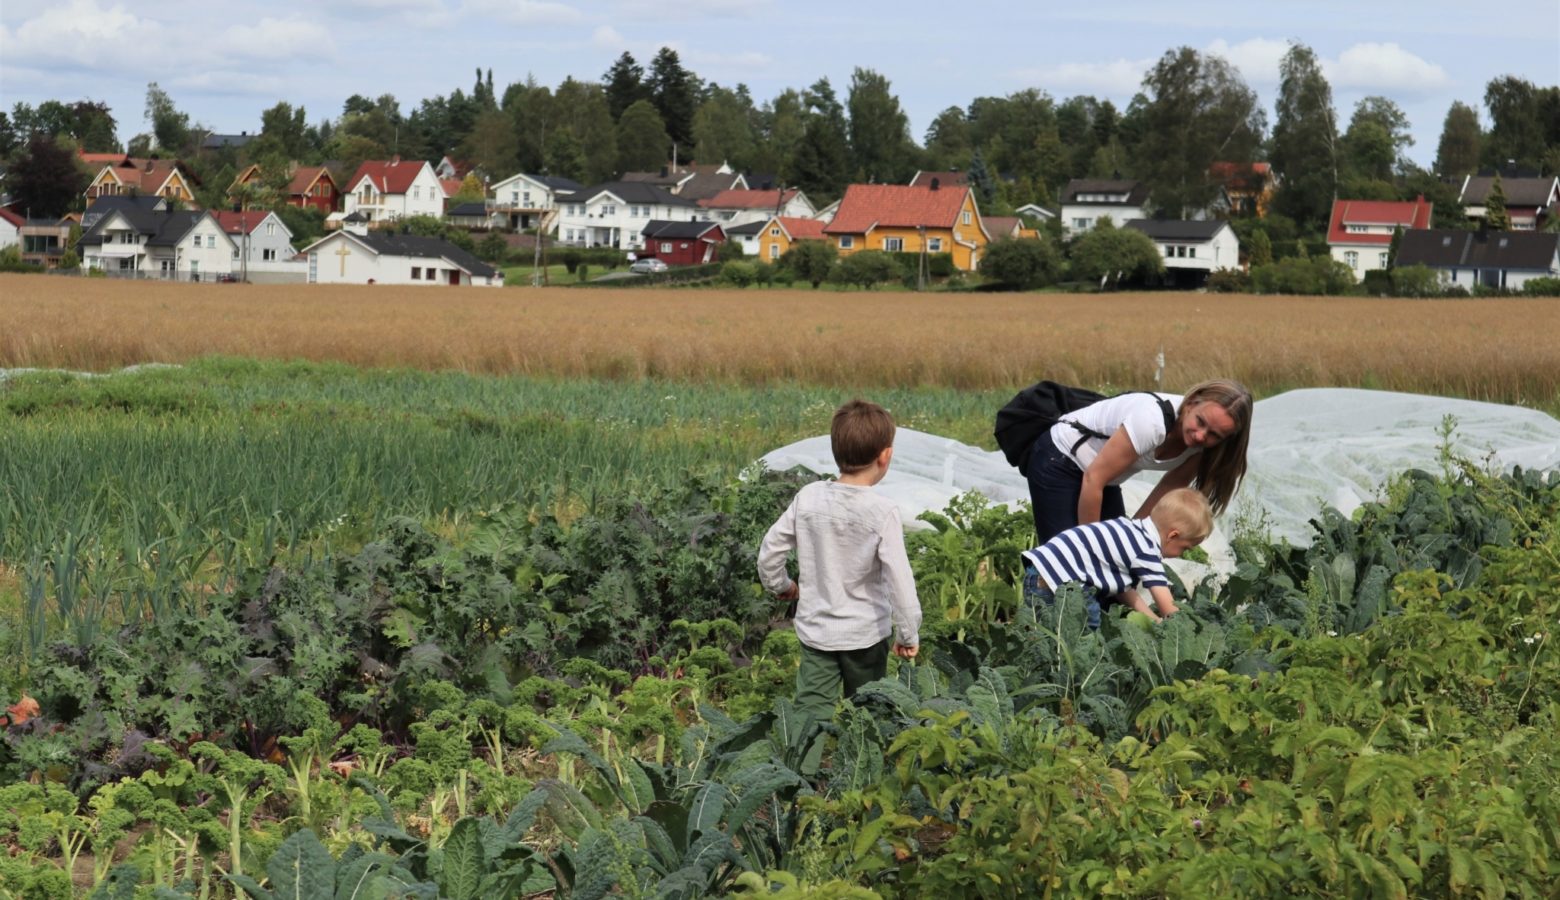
[[4, 42, 1558, 242]]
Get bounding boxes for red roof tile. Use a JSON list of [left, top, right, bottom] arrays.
[[824, 184, 971, 234], [700, 189, 797, 209], [440, 178, 464, 197], [286, 166, 335, 196], [774, 216, 826, 240], [211, 210, 273, 234], [347, 158, 430, 195], [0, 208, 25, 228], [1327, 196, 1433, 246]]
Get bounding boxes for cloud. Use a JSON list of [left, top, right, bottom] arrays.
[[683, 49, 771, 71], [218, 17, 337, 60], [1, 0, 170, 71], [460, 0, 585, 26], [610, 0, 760, 18], [1205, 37, 1290, 86], [1327, 42, 1450, 93], [591, 25, 626, 47], [1008, 58, 1153, 97]]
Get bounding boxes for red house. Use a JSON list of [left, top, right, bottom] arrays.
[[1326, 195, 1433, 275], [285, 166, 341, 214], [640, 220, 726, 265]]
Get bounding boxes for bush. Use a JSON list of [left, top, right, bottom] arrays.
[[1250, 255, 1356, 295], [721, 261, 757, 287], [1521, 276, 1560, 297], [1204, 268, 1250, 293], [0, 245, 37, 273], [889, 251, 956, 279], [980, 237, 1061, 290], [576, 262, 590, 282], [1388, 264, 1442, 298], [780, 240, 838, 288], [1361, 269, 1392, 296], [1068, 220, 1163, 285], [831, 250, 905, 289], [476, 232, 509, 263], [560, 249, 582, 274], [715, 240, 745, 262]]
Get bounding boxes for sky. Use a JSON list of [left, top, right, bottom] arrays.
[[2, 0, 1558, 168]]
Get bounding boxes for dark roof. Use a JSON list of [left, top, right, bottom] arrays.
[[744, 173, 778, 191], [1060, 179, 1150, 206], [1396, 229, 1560, 271], [81, 195, 167, 229], [725, 221, 766, 236], [1125, 219, 1230, 241], [577, 181, 695, 207], [535, 175, 583, 192], [202, 133, 257, 150], [78, 208, 216, 248], [447, 201, 490, 217], [1460, 175, 1559, 208], [354, 232, 497, 277], [674, 171, 744, 201], [641, 219, 723, 239], [342, 211, 370, 223]]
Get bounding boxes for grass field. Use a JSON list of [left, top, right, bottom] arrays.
[[4, 274, 1559, 409]]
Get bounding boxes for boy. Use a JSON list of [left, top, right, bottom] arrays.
[[758, 399, 922, 774], [1022, 487, 1212, 629]]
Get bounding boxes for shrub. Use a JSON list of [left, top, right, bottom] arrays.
[[831, 250, 905, 289], [780, 240, 838, 288], [981, 237, 1061, 290], [576, 263, 590, 282], [1204, 267, 1250, 293], [715, 240, 745, 261], [0, 245, 36, 273], [1521, 276, 1560, 297], [1361, 269, 1392, 296], [1068, 220, 1163, 286], [889, 251, 956, 279], [476, 232, 509, 263], [721, 261, 757, 287], [560, 249, 582, 274], [1388, 264, 1442, 298], [1251, 255, 1356, 295]]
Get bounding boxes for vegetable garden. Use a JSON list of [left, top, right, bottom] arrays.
[[2, 358, 1558, 898]]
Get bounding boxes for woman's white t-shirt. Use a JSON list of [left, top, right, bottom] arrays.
[[1047, 392, 1195, 485]]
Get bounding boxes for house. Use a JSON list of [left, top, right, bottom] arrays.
[[76, 199, 236, 280], [201, 132, 257, 152], [285, 166, 341, 214], [743, 173, 779, 191], [17, 216, 76, 268], [0, 208, 21, 251], [1014, 203, 1058, 225], [434, 156, 473, 181], [724, 221, 766, 257], [909, 171, 969, 188], [1124, 219, 1241, 287], [1327, 196, 1433, 275], [212, 210, 305, 282], [639, 220, 726, 265], [982, 216, 1039, 241], [342, 157, 445, 223], [446, 202, 495, 229], [698, 189, 816, 227], [823, 182, 990, 271], [553, 182, 699, 251], [489, 173, 582, 230], [1209, 161, 1278, 217], [1458, 174, 1558, 231], [1396, 229, 1560, 292], [299, 227, 501, 286], [1059, 179, 1150, 237], [755, 216, 827, 263], [84, 155, 198, 205], [622, 162, 746, 202]]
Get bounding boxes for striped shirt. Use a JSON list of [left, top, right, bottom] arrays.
[[1021, 516, 1167, 596]]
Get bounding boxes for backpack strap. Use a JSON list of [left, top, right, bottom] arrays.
[[1061, 392, 1177, 456]]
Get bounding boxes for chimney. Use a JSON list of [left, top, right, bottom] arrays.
[[391, 155, 401, 165], [930, 177, 940, 191]]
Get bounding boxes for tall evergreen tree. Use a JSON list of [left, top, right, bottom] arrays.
[[750, 89, 806, 179], [966, 147, 995, 205], [1434, 101, 1482, 176], [692, 84, 757, 171], [1484, 172, 1511, 230], [788, 79, 849, 201], [550, 78, 616, 183], [1270, 42, 1338, 233], [923, 106, 971, 171], [603, 52, 647, 122], [648, 47, 698, 153], [845, 67, 913, 184]]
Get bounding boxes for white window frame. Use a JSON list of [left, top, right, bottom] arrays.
[[839, 236, 854, 249], [883, 237, 904, 252], [769, 244, 779, 259], [1344, 250, 1359, 269], [962, 211, 972, 225], [928, 237, 943, 252]]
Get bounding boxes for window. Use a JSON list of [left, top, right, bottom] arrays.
[[1164, 245, 1174, 257], [425, 268, 436, 281], [1188, 247, 1196, 258], [770, 227, 780, 236], [839, 236, 854, 249], [602, 204, 616, 216], [412, 266, 422, 279], [232, 248, 240, 260], [190, 260, 200, 276], [928, 237, 942, 252], [263, 249, 277, 262], [1347, 224, 1367, 233], [769, 244, 779, 259], [266, 222, 275, 236], [962, 211, 971, 225], [412, 186, 420, 199], [660, 242, 672, 253], [1175, 246, 1187, 258], [523, 192, 532, 205], [1344, 250, 1359, 269], [1073, 218, 1090, 230], [1378, 252, 1389, 268], [884, 237, 903, 251]]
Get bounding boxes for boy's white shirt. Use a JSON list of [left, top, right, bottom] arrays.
[[758, 480, 922, 652]]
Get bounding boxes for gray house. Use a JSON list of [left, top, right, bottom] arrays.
[[1396, 229, 1560, 291]]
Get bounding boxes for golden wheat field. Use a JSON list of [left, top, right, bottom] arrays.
[[3, 274, 1559, 405]]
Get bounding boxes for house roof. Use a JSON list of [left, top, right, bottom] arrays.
[[743, 173, 778, 190], [700, 189, 799, 210], [984, 216, 1021, 237], [211, 210, 282, 235], [725, 221, 766, 236], [95, 159, 191, 194], [286, 166, 337, 196], [824, 184, 972, 234], [1060, 179, 1149, 206], [0, 208, 24, 229], [1397, 229, 1560, 271], [78, 208, 219, 248], [772, 216, 826, 241], [673, 171, 745, 201], [440, 178, 465, 198], [641, 219, 724, 239], [81, 195, 167, 229], [347, 158, 432, 195], [1125, 219, 1230, 241], [1327, 197, 1433, 246], [447, 201, 490, 217], [909, 171, 970, 188], [317, 231, 497, 277], [78, 151, 130, 167], [1460, 175, 1559, 208], [576, 181, 696, 207]]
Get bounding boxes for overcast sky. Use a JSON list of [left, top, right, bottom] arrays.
[[3, 0, 1557, 167]]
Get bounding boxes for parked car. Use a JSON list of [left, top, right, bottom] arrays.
[[629, 258, 668, 275]]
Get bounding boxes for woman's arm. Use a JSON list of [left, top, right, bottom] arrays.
[[1132, 454, 1199, 518], [1077, 427, 1140, 525]]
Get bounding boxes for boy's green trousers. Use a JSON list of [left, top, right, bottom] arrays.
[[794, 637, 890, 775]]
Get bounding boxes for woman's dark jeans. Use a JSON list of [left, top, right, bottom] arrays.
[[1026, 437, 1126, 545]]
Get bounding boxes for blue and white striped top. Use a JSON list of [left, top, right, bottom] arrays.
[[1021, 516, 1168, 596]]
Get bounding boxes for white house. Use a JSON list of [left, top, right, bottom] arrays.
[[0, 208, 22, 251], [489, 173, 582, 231], [1060, 179, 1150, 237], [343, 158, 445, 223], [1458, 174, 1559, 231], [77, 199, 236, 280], [299, 228, 502, 286], [1124, 219, 1241, 286], [1014, 203, 1058, 225], [213, 210, 306, 283], [1396, 229, 1560, 292], [553, 182, 699, 251], [697, 188, 816, 228], [1326, 197, 1433, 276]]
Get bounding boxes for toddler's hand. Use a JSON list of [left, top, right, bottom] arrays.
[[893, 642, 918, 659], [777, 583, 799, 603]]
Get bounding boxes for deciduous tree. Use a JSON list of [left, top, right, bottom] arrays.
[[7, 133, 88, 218], [615, 100, 672, 175], [1270, 42, 1338, 233], [846, 67, 913, 185], [1433, 101, 1481, 176], [144, 82, 191, 154]]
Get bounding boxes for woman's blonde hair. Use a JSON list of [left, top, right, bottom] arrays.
[[1181, 379, 1252, 516]]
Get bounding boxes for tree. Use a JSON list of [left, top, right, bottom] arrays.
[[462, 108, 519, 178], [981, 237, 1062, 289], [543, 130, 587, 182], [1484, 172, 1511, 230], [648, 47, 698, 152], [69, 101, 119, 152], [7, 134, 87, 218], [1270, 42, 1339, 233], [603, 52, 647, 122], [788, 79, 850, 201], [923, 106, 971, 171], [502, 77, 552, 173], [1133, 47, 1265, 218], [1342, 96, 1412, 181], [255, 101, 309, 160], [452, 173, 487, 205], [846, 67, 913, 184], [1434, 101, 1482, 176], [692, 85, 756, 171], [966, 147, 996, 207], [832, 250, 904, 289], [1068, 218, 1164, 285], [478, 231, 509, 262], [779, 239, 837, 288], [1482, 76, 1544, 170], [144, 82, 191, 154], [549, 79, 616, 183], [615, 100, 672, 174], [749, 89, 806, 180], [1247, 228, 1273, 267]]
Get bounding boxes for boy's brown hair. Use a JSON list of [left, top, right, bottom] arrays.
[[831, 399, 896, 474], [1150, 487, 1214, 542]]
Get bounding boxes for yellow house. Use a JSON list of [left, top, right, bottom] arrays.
[[754, 216, 828, 262], [85, 157, 197, 205], [822, 183, 990, 271]]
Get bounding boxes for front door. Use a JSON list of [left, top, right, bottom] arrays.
[[447, 269, 460, 286]]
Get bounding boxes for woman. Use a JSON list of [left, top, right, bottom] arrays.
[[1025, 379, 1253, 544]]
